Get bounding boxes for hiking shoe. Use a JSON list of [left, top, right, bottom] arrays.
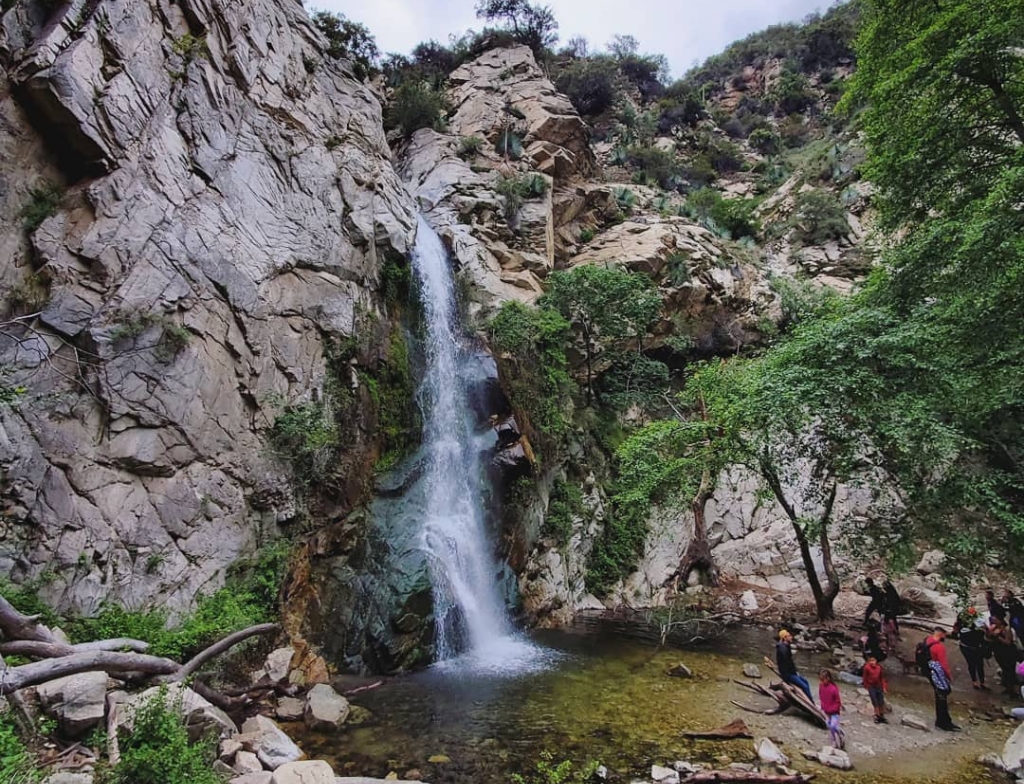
[[878, 716, 889, 724], [937, 724, 961, 732], [873, 716, 882, 724]]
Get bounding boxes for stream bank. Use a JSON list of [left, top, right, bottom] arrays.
[[292, 625, 1010, 784]]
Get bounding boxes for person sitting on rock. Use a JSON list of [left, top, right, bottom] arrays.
[[776, 629, 814, 704]]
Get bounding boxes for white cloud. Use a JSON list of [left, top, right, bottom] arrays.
[[313, 0, 830, 77]]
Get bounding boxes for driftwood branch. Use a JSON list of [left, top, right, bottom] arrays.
[[173, 623, 278, 681]]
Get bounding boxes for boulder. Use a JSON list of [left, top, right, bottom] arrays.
[[1004, 721, 1024, 774], [742, 664, 762, 679], [235, 751, 264, 775], [651, 764, 679, 784], [230, 775, 272, 784], [36, 672, 107, 738], [304, 684, 350, 731], [240, 715, 303, 770], [253, 648, 295, 684], [277, 697, 306, 722], [978, 753, 1006, 773], [916, 550, 945, 575], [220, 738, 243, 762], [118, 684, 237, 741], [270, 761, 335, 784], [738, 590, 759, 613], [754, 738, 789, 766], [816, 747, 853, 770]]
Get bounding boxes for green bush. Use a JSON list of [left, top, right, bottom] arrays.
[[579, 227, 595, 243], [311, 10, 379, 79], [749, 127, 780, 155], [269, 398, 339, 484], [97, 687, 222, 784], [770, 69, 816, 116], [554, 56, 618, 116], [543, 479, 584, 545], [457, 135, 485, 159], [681, 189, 759, 240], [613, 187, 636, 213], [20, 183, 61, 233], [494, 129, 524, 160], [496, 173, 548, 222], [790, 190, 849, 246], [7, 273, 50, 314], [625, 146, 680, 190], [385, 82, 447, 138]]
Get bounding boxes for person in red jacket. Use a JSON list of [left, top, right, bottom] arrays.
[[925, 628, 960, 731], [862, 654, 888, 723], [818, 669, 845, 750]]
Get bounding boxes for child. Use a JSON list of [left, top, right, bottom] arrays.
[[819, 669, 845, 750], [862, 654, 889, 723]]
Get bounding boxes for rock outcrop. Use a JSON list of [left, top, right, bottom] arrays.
[[0, 0, 416, 615]]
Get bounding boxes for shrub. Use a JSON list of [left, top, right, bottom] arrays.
[[97, 687, 221, 784], [625, 146, 680, 190], [779, 113, 810, 148], [790, 190, 849, 246], [748, 127, 780, 155], [385, 82, 447, 138], [170, 34, 206, 65], [20, 182, 61, 232], [613, 187, 636, 213], [0, 713, 37, 784], [554, 56, 618, 116], [494, 129, 524, 160], [579, 227, 595, 243], [543, 479, 584, 545], [268, 397, 340, 485], [109, 312, 190, 359], [682, 188, 759, 240], [770, 69, 816, 116], [7, 273, 50, 314], [457, 135, 485, 159], [496, 173, 548, 222]]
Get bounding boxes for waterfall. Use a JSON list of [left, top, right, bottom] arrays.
[[411, 216, 513, 664]]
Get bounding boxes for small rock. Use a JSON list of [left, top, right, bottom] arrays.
[[755, 738, 789, 766], [595, 765, 608, 780], [214, 760, 237, 777], [673, 761, 700, 774], [742, 664, 761, 679], [728, 763, 757, 773], [651, 764, 679, 783], [270, 761, 335, 784], [667, 663, 693, 678], [235, 751, 263, 775], [838, 672, 863, 686], [1004, 721, 1024, 773], [253, 647, 295, 685], [817, 747, 853, 771], [428, 754, 451, 764], [43, 774, 94, 784], [979, 752, 1007, 772], [276, 697, 305, 722], [739, 590, 759, 613], [304, 684, 350, 731], [901, 714, 930, 732], [404, 769, 423, 780]]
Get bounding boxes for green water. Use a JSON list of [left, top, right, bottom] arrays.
[[294, 629, 1005, 784]]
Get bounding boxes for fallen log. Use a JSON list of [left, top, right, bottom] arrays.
[[0, 595, 279, 697], [762, 658, 828, 727], [683, 718, 753, 739], [683, 771, 814, 783]]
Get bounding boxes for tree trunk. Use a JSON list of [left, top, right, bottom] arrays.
[[673, 393, 720, 588], [759, 458, 839, 621]]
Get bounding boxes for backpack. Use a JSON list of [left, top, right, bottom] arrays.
[[914, 638, 934, 676]]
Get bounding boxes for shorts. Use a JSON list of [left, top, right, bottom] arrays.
[[867, 686, 885, 707], [827, 713, 841, 731]]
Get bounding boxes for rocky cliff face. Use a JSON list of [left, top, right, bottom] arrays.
[[0, 0, 416, 615]]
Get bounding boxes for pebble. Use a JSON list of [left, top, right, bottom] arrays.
[[742, 664, 762, 679]]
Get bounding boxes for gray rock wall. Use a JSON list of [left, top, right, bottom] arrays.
[[0, 0, 416, 615]]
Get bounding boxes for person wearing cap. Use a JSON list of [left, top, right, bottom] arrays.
[[776, 630, 814, 704]]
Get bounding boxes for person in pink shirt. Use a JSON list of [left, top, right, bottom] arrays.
[[818, 669, 845, 750]]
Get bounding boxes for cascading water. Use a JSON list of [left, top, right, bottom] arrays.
[[410, 216, 552, 674]]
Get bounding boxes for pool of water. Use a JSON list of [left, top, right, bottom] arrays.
[[294, 627, 1005, 784]]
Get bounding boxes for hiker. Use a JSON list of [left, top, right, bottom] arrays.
[[819, 669, 846, 749], [863, 577, 885, 626], [952, 607, 988, 690], [987, 588, 1007, 623], [776, 630, 815, 704], [1004, 591, 1024, 641], [924, 628, 959, 731], [862, 654, 889, 724], [862, 619, 887, 662], [882, 579, 902, 646], [986, 616, 1018, 696]]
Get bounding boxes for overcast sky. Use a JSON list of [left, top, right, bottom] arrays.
[[313, 0, 832, 78]]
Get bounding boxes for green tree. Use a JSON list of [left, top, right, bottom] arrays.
[[311, 11, 379, 79], [475, 0, 558, 54], [541, 265, 661, 405]]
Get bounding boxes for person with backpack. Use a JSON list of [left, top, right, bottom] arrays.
[[987, 588, 1007, 623], [776, 630, 814, 704], [952, 606, 988, 690], [922, 628, 959, 731], [861, 654, 889, 724]]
